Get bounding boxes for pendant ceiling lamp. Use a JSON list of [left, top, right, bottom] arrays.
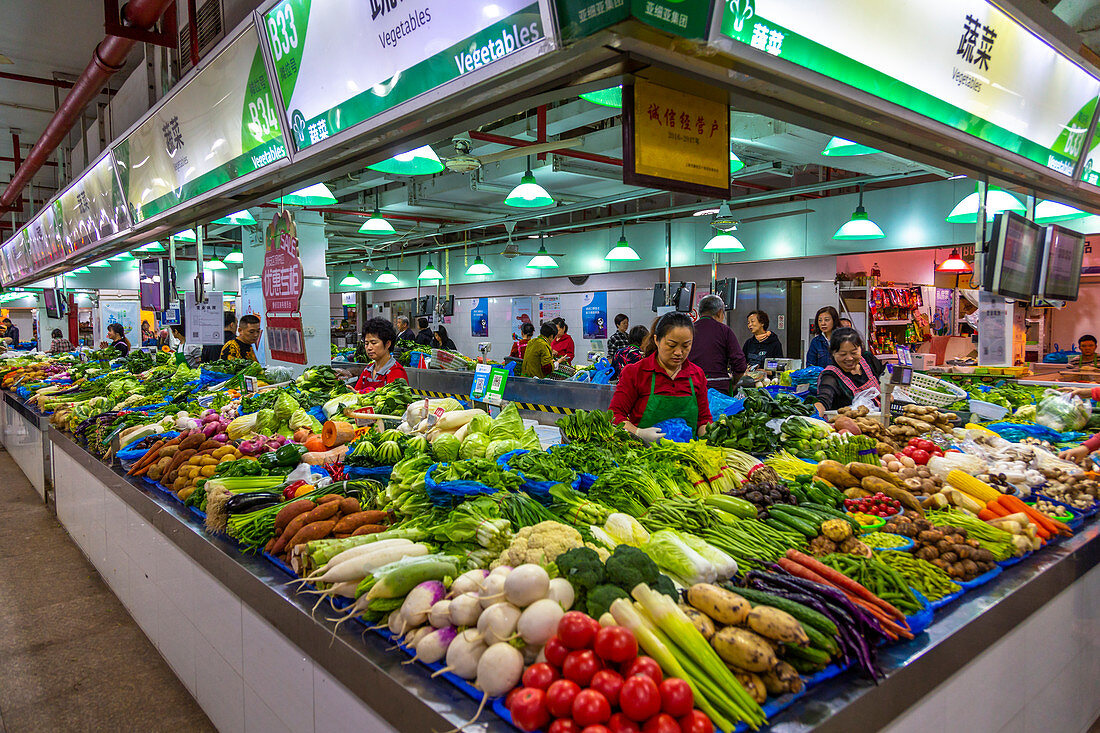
[[274, 183, 337, 206], [605, 223, 640, 261], [212, 210, 257, 226], [821, 136, 880, 156], [702, 233, 745, 252], [368, 145, 445, 176], [72, 265, 91, 274], [579, 86, 622, 108], [833, 186, 885, 240], [224, 245, 244, 264], [91, 259, 111, 268], [109, 251, 135, 261], [1034, 200, 1089, 224], [505, 169, 554, 208], [526, 235, 559, 269], [375, 267, 399, 284], [418, 260, 443, 281], [465, 248, 493, 276], [359, 208, 396, 236], [946, 186, 1026, 224], [206, 249, 228, 270], [730, 151, 744, 173], [172, 229, 197, 242], [936, 249, 972, 274], [136, 241, 165, 252], [339, 270, 362, 287]]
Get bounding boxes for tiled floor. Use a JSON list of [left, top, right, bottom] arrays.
[[0, 448, 213, 733]]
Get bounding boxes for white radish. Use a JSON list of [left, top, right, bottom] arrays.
[[296, 543, 429, 585], [449, 592, 482, 627], [478, 602, 521, 645], [457, 643, 525, 730], [401, 625, 432, 649], [489, 565, 513, 577], [387, 609, 406, 636], [406, 626, 457, 665], [516, 598, 565, 646], [478, 572, 508, 608], [451, 568, 489, 596], [428, 599, 452, 628], [400, 581, 447, 628], [547, 577, 575, 610], [431, 629, 486, 680], [503, 564, 550, 607], [310, 539, 413, 578]]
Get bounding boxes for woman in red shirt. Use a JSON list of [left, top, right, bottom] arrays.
[[551, 318, 575, 363], [609, 312, 711, 442], [354, 317, 409, 393]]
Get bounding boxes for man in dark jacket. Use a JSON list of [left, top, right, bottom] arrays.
[[202, 312, 237, 363], [414, 317, 435, 346], [689, 295, 748, 394], [396, 315, 415, 342]]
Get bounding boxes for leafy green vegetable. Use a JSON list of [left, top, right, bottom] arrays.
[[468, 413, 492, 435], [489, 402, 524, 441], [432, 434, 461, 462], [273, 391, 300, 426], [459, 432, 490, 459]]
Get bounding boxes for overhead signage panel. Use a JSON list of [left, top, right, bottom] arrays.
[[58, 153, 131, 254], [261, 0, 547, 152], [114, 26, 288, 224], [713, 0, 1100, 175]]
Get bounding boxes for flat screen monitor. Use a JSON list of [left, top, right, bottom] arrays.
[[986, 212, 1044, 301], [714, 278, 737, 310], [43, 288, 63, 319], [139, 259, 172, 311], [651, 283, 667, 312], [439, 294, 455, 317], [1038, 224, 1086, 301], [417, 295, 436, 318], [673, 281, 696, 313]]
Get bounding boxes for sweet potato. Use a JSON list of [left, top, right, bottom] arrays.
[[712, 627, 777, 672], [686, 583, 751, 625], [299, 501, 341, 524], [166, 448, 197, 476], [333, 511, 386, 535], [286, 520, 337, 551], [317, 494, 341, 504], [337, 497, 361, 515], [274, 499, 316, 535], [178, 434, 204, 451], [272, 513, 312, 555], [351, 524, 387, 536], [815, 460, 860, 488]]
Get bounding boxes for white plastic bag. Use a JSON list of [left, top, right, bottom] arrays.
[[851, 387, 881, 411]]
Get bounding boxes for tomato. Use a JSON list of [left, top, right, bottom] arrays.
[[582, 726, 612, 733], [523, 662, 560, 690], [594, 626, 638, 664], [550, 719, 582, 733], [642, 713, 682, 733], [620, 674, 662, 722], [608, 713, 643, 733], [509, 688, 551, 732], [559, 611, 601, 650], [622, 656, 663, 685], [590, 670, 624, 707], [678, 710, 714, 733], [546, 679, 582, 719], [545, 636, 570, 667], [572, 690, 612, 727], [910, 449, 930, 465], [505, 687, 526, 712], [901, 446, 915, 457], [931, 448, 944, 457], [658, 678, 694, 718], [915, 438, 935, 452], [563, 650, 604, 687]]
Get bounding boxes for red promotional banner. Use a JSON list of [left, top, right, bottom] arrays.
[[262, 210, 306, 364]]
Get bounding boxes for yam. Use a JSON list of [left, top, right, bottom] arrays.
[[178, 434, 204, 451], [833, 415, 861, 435], [686, 584, 751, 625], [861, 477, 924, 516], [273, 499, 316, 535], [299, 501, 341, 524], [337, 497, 361, 515], [844, 487, 872, 499], [351, 524, 387, 536], [333, 511, 387, 534], [679, 605, 716, 641], [286, 520, 337, 550], [745, 606, 809, 646], [317, 494, 341, 504], [760, 662, 804, 696], [815, 460, 860, 488], [272, 513, 312, 555], [711, 627, 777, 672], [730, 670, 767, 704], [848, 463, 905, 488]]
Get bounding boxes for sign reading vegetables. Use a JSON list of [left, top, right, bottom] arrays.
[[262, 210, 306, 364], [714, 0, 1100, 175], [113, 26, 288, 223], [261, 0, 547, 151]]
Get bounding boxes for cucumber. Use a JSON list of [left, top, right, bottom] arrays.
[[783, 642, 832, 666], [787, 656, 826, 674], [731, 587, 839, 637], [803, 622, 840, 656], [771, 504, 829, 524], [703, 494, 758, 519], [766, 511, 818, 538], [806, 486, 831, 505], [800, 502, 862, 532]]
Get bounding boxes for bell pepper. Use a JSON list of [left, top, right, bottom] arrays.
[[257, 451, 281, 471], [274, 443, 308, 467]]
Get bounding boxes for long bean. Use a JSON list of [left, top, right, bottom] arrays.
[[818, 554, 921, 614], [877, 549, 961, 601]]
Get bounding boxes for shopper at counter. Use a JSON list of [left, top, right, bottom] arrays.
[[607, 314, 630, 358], [510, 322, 535, 359], [1069, 335, 1099, 368], [414, 317, 434, 347], [354, 318, 408, 393], [521, 322, 560, 378], [220, 315, 260, 362], [807, 306, 841, 368], [611, 325, 647, 376], [202, 312, 236, 363], [396, 315, 415, 343], [551, 318, 575, 363], [103, 323, 131, 357], [743, 310, 783, 368], [140, 320, 157, 347], [609, 312, 711, 442], [434, 326, 457, 351], [813, 328, 884, 415], [49, 328, 73, 354], [2, 318, 19, 346], [690, 295, 748, 394]]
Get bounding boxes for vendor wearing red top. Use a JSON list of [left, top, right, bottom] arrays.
[[510, 322, 535, 359], [354, 317, 408, 393], [551, 318, 575, 362], [609, 312, 712, 442], [1060, 385, 1100, 461]]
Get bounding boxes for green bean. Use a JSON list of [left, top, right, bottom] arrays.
[[877, 549, 961, 601]]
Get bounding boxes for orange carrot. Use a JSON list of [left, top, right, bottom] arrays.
[[851, 597, 913, 640], [786, 550, 906, 621], [988, 496, 1049, 538], [978, 507, 1001, 521], [1000, 494, 1070, 536]]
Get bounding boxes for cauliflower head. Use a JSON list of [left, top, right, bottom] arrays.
[[491, 521, 609, 568]]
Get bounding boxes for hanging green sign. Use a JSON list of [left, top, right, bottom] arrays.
[[555, 0, 713, 41]]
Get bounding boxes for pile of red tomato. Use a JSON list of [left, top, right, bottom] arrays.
[[506, 611, 714, 733], [900, 437, 944, 466], [843, 492, 901, 517]]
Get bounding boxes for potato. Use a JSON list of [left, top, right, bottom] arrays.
[[730, 670, 767, 704], [687, 584, 751, 625], [712, 627, 777, 672], [746, 606, 809, 646], [899, 455, 916, 468], [760, 661, 804, 696], [888, 461, 905, 473], [680, 605, 716, 641]]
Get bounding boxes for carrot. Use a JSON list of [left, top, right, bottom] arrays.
[[977, 507, 1001, 521], [988, 496, 1050, 539], [851, 598, 912, 640], [286, 520, 337, 551], [777, 557, 832, 585], [1000, 494, 1071, 536], [786, 549, 906, 621], [983, 500, 1011, 518], [127, 439, 166, 474]]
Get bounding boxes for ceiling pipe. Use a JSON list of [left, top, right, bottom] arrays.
[[0, 0, 175, 211], [468, 131, 624, 167], [256, 203, 459, 226]]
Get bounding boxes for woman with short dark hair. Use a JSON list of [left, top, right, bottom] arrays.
[[813, 328, 884, 415], [806, 306, 841, 368], [355, 317, 409, 393], [742, 310, 783, 368]]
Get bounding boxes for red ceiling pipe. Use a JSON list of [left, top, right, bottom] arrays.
[[468, 130, 624, 167], [0, 0, 175, 211], [0, 71, 75, 91]]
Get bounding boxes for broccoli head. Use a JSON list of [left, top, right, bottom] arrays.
[[652, 573, 679, 601], [604, 545, 661, 591], [586, 584, 630, 619], [556, 546, 606, 592]]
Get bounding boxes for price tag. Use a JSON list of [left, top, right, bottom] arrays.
[[896, 346, 913, 367], [470, 363, 492, 401], [484, 366, 509, 406]]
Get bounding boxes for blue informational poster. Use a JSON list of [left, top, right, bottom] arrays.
[[582, 291, 608, 339], [471, 297, 489, 337]]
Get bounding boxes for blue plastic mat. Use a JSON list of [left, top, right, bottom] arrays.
[[996, 552, 1030, 568], [955, 564, 1003, 591], [904, 588, 934, 636], [344, 465, 394, 482]]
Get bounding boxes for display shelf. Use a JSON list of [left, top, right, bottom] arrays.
[[874, 319, 911, 326]]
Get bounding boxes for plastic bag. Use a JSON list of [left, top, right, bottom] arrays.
[[654, 418, 693, 443], [1034, 390, 1090, 432], [851, 387, 881, 411]]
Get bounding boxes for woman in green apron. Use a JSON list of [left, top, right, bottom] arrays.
[[609, 312, 713, 442]]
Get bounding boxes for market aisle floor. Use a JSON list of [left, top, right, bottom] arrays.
[[0, 449, 214, 733]]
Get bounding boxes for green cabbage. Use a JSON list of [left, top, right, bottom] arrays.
[[288, 408, 313, 432], [489, 402, 524, 441], [460, 432, 490, 459], [518, 427, 542, 452], [274, 391, 300, 426], [255, 408, 277, 436], [486, 438, 521, 461], [432, 433, 461, 462], [468, 413, 492, 435], [643, 529, 717, 585]]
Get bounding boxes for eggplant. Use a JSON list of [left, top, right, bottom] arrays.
[[224, 491, 283, 514]]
